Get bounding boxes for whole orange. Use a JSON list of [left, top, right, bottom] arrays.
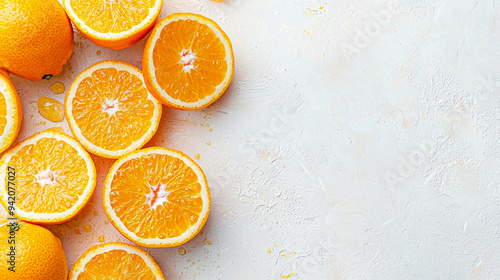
[[0, 221, 68, 279], [0, 0, 74, 81]]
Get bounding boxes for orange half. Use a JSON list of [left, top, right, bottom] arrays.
[[103, 147, 211, 247], [143, 13, 235, 110], [63, 0, 163, 49], [65, 60, 162, 159], [0, 131, 96, 224], [69, 242, 165, 280], [0, 72, 22, 154]]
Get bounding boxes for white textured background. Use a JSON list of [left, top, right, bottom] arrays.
[[5, 0, 500, 279]]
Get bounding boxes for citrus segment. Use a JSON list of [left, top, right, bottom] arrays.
[[69, 242, 165, 280], [0, 74, 21, 153], [0, 131, 96, 224], [63, 0, 163, 50], [103, 147, 211, 247], [143, 13, 234, 110], [65, 60, 162, 159]]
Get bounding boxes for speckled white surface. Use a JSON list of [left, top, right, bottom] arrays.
[[4, 0, 500, 279]]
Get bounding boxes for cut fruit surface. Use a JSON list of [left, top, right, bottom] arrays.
[[103, 147, 211, 247], [65, 60, 162, 159], [0, 130, 96, 224], [63, 0, 163, 50], [0, 73, 22, 153], [69, 242, 165, 280], [143, 13, 234, 110]]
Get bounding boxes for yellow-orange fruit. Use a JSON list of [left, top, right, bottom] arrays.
[[0, 0, 74, 81]]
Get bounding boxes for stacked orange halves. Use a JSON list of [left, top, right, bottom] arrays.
[[0, 0, 234, 279]]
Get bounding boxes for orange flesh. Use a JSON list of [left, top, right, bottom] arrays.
[[110, 153, 203, 239], [8, 138, 88, 213], [78, 249, 157, 279], [69, 0, 155, 33], [153, 19, 228, 102], [72, 67, 155, 151], [0, 92, 6, 136]]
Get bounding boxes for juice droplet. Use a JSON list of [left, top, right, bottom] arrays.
[[96, 50, 101, 56], [83, 225, 92, 232], [104, 220, 109, 225], [206, 141, 211, 146], [178, 247, 187, 255], [51, 82, 65, 94], [266, 248, 271, 254], [45, 127, 64, 133], [195, 153, 200, 160], [202, 238, 212, 245], [98, 235, 105, 242], [37, 97, 64, 122]]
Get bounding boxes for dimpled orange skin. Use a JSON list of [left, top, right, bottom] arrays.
[[0, 0, 74, 81], [0, 222, 68, 279]]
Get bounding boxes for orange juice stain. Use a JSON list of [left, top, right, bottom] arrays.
[[98, 235, 105, 242], [202, 238, 212, 245], [104, 220, 109, 225], [83, 225, 92, 232], [74, 229, 81, 235], [281, 273, 296, 278], [266, 248, 271, 254], [93, 210, 98, 216], [206, 141, 211, 146], [195, 153, 200, 160], [96, 50, 101, 56], [51, 82, 65, 94], [178, 247, 187, 256], [37, 97, 64, 122]]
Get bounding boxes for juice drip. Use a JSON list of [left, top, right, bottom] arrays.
[[51, 82, 65, 94], [37, 97, 64, 122]]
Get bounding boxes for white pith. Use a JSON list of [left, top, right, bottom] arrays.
[[103, 98, 120, 116], [103, 147, 211, 247], [35, 169, 57, 187], [65, 60, 162, 159], [0, 131, 96, 222], [180, 50, 197, 72], [146, 14, 234, 109], [146, 183, 170, 209]]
